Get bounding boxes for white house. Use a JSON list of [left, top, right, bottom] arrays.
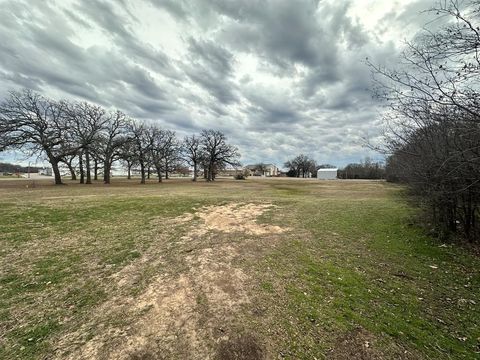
[[245, 164, 279, 177], [317, 168, 338, 180]]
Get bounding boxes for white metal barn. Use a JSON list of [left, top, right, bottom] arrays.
[[317, 168, 338, 180]]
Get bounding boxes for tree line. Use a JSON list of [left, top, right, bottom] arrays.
[[0, 162, 41, 175], [284, 154, 317, 177], [0, 89, 240, 185], [338, 158, 385, 180], [284, 154, 385, 179], [370, 0, 480, 243]]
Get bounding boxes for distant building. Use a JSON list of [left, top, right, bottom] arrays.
[[245, 164, 279, 177], [38, 167, 53, 176], [317, 168, 338, 180]]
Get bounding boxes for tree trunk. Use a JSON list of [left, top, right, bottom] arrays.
[[157, 167, 163, 183], [104, 161, 111, 184], [193, 162, 197, 181], [67, 161, 76, 181], [165, 160, 169, 180], [207, 163, 213, 181], [94, 158, 98, 181], [147, 167, 151, 179], [85, 151, 92, 184], [140, 162, 146, 184], [127, 163, 132, 180], [51, 159, 63, 185], [79, 154, 85, 184]]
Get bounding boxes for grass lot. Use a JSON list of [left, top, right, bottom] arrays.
[[0, 178, 478, 359]]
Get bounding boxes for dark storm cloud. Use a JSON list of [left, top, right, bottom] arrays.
[[0, 0, 433, 166], [187, 38, 234, 77], [243, 91, 303, 128], [73, 0, 133, 38], [218, 1, 335, 71], [0, 71, 43, 92], [184, 68, 238, 105], [154, 0, 342, 74], [0, 0, 183, 119], [197, 0, 373, 100], [181, 38, 239, 104]]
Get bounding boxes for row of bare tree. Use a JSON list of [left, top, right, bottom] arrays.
[[284, 154, 317, 178], [338, 159, 385, 180], [370, 0, 480, 242], [0, 89, 240, 185]]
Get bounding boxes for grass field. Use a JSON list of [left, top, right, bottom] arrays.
[[0, 178, 479, 359]]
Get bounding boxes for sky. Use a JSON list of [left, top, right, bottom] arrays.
[[0, 0, 435, 168]]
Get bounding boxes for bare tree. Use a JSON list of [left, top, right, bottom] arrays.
[[284, 154, 315, 178], [284, 159, 299, 177], [146, 126, 167, 183], [338, 159, 385, 179], [95, 110, 129, 184], [182, 134, 202, 181], [60, 153, 78, 181], [200, 130, 240, 181], [0, 89, 77, 184], [127, 122, 150, 184], [0, 89, 244, 189], [119, 139, 136, 180], [68, 102, 108, 184], [368, 2, 480, 119], [162, 130, 180, 180], [370, 0, 480, 242]]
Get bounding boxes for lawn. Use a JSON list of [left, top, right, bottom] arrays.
[[0, 178, 478, 359]]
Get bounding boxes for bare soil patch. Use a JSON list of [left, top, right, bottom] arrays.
[[215, 334, 265, 360], [196, 203, 286, 235], [54, 202, 283, 359]]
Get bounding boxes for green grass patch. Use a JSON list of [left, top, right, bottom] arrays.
[[0, 179, 478, 359], [253, 185, 479, 358]]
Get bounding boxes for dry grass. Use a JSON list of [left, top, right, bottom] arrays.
[[0, 177, 478, 359]]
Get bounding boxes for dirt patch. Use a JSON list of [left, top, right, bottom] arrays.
[[54, 203, 281, 359], [196, 203, 286, 235], [106, 246, 251, 360], [215, 333, 265, 360]]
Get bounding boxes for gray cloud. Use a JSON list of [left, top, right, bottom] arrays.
[[147, 0, 190, 19], [0, 0, 432, 167], [182, 38, 239, 104]]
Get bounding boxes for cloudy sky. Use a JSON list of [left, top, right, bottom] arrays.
[[0, 0, 434, 167]]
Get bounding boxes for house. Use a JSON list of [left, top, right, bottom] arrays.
[[245, 164, 279, 177], [317, 168, 338, 180]]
